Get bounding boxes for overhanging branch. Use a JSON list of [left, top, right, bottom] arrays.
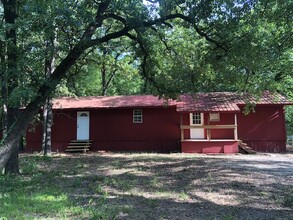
[[91, 13, 227, 52]]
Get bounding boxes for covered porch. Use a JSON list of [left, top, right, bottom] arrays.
[[180, 114, 239, 153], [177, 94, 241, 153]]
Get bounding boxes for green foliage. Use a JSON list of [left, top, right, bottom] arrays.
[[1, 0, 292, 100], [1, 0, 293, 173], [63, 43, 144, 96]]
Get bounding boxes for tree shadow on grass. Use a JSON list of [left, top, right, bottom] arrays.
[[52, 154, 293, 219], [6, 153, 293, 219]]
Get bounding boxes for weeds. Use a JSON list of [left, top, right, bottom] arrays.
[[179, 190, 189, 200], [273, 188, 293, 208], [1, 153, 292, 219], [283, 193, 293, 208]]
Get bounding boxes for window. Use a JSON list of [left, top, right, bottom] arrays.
[[190, 113, 203, 125], [209, 113, 220, 122], [133, 109, 143, 123]]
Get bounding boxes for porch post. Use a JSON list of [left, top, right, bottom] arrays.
[[180, 115, 184, 141], [207, 129, 211, 141], [234, 114, 238, 140]]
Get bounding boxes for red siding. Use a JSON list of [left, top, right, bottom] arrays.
[[180, 112, 235, 140], [90, 107, 180, 152], [237, 106, 287, 152], [26, 123, 43, 152], [181, 141, 239, 153], [208, 113, 234, 139], [26, 107, 181, 152], [25, 105, 288, 153]]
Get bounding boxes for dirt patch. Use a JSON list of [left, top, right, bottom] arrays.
[[21, 152, 293, 219]]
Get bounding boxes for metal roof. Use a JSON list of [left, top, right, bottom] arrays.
[[52, 91, 292, 111], [176, 91, 292, 112], [52, 95, 176, 109]]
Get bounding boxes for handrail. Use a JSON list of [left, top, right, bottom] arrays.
[[180, 125, 237, 129]]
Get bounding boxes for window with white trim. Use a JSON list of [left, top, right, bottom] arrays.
[[209, 113, 220, 122], [190, 113, 203, 125], [133, 109, 143, 123]]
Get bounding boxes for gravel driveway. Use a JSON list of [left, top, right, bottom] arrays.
[[163, 153, 293, 220], [95, 152, 293, 220], [19, 152, 293, 219]]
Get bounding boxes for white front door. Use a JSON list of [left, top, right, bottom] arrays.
[[190, 113, 204, 139], [77, 111, 90, 140]]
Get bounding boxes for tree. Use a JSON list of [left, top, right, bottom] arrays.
[[41, 4, 58, 156], [63, 40, 143, 97], [1, 0, 22, 174], [0, 0, 292, 172]]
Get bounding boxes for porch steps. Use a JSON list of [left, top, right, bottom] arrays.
[[238, 141, 256, 154], [65, 140, 92, 153]]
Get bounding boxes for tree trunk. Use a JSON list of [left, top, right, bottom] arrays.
[[101, 49, 118, 96], [0, 0, 116, 171], [42, 100, 53, 156], [42, 28, 56, 156], [0, 34, 92, 171], [4, 145, 19, 174], [45, 103, 53, 154], [41, 101, 48, 153], [101, 60, 107, 96], [2, 0, 20, 174], [0, 40, 7, 134], [4, 108, 20, 174]]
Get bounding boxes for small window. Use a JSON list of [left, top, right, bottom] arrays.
[[209, 113, 220, 122], [190, 113, 203, 125], [133, 109, 143, 123]]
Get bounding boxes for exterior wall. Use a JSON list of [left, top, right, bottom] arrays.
[[181, 141, 239, 153], [90, 107, 180, 152], [26, 110, 78, 152], [26, 107, 181, 152], [237, 106, 287, 152], [25, 104, 288, 153], [181, 112, 235, 140], [26, 123, 43, 152]]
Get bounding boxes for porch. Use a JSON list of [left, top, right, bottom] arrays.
[[180, 114, 240, 153]]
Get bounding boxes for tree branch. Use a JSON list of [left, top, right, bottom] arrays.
[[89, 13, 227, 52], [104, 13, 127, 25], [81, 0, 112, 40]]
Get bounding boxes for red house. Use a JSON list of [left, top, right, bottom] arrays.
[[26, 92, 292, 153]]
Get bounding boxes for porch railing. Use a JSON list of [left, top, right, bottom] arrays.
[[180, 114, 238, 141]]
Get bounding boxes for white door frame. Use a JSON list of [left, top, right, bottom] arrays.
[[77, 111, 90, 140], [190, 113, 204, 139]]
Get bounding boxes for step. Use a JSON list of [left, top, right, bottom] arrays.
[[238, 142, 256, 154], [70, 140, 92, 143], [65, 148, 89, 152], [66, 140, 92, 153], [68, 142, 91, 146], [66, 145, 90, 149]]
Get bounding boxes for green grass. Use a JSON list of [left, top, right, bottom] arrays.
[[0, 156, 126, 219], [1, 153, 292, 219], [0, 154, 189, 219], [272, 187, 293, 208], [0, 175, 73, 219]]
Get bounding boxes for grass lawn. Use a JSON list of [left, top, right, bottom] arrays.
[[0, 152, 292, 219]]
